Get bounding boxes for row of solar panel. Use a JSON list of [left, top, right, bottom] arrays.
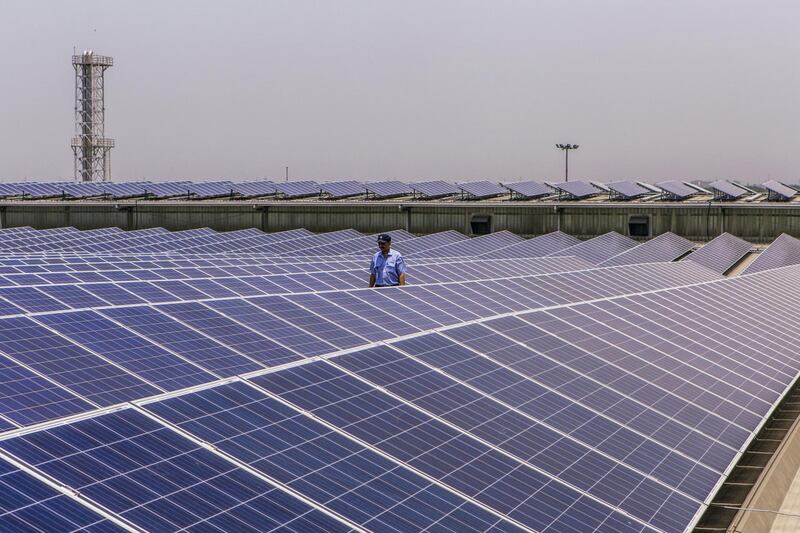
[[0, 224, 764, 278], [3, 178, 793, 201], [1, 257, 799, 532], [0, 224, 794, 531]]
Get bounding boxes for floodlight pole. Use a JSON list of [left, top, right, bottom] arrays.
[[556, 144, 579, 182]]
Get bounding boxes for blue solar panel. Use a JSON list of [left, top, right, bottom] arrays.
[[274, 180, 320, 198], [411, 180, 460, 198], [231, 180, 277, 197], [98, 306, 263, 376], [502, 181, 552, 199], [252, 361, 649, 532], [35, 310, 217, 391], [145, 380, 519, 532], [764, 180, 798, 201], [683, 233, 753, 274], [0, 316, 159, 406], [364, 181, 413, 198], [0, 458, 121, 531], [155, 302, 302, 367], [657, 180, 700, 200], [320, 180, 364, 198], [0, 409, 350, 532], [548, 181, 601, 199], [606, 181, 652, 199], [458, 180, 507, 199], [710, 180, 749, 200]]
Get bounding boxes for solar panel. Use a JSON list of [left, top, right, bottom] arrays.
[[1, 224, 799, 532], [274, 180, 320, 198], [457, 181, 507, 199], [144, 380, 514, 531], [657, 180, 700, 200], [502, 180, 552, 199], [548, 231, 638, 264], [763, 180, 798, 201], [683, 232, 753, 274], [606, 180, 652, 199], [741, 233, 800, 275], [410, 180, 460, 198], [319, 180, 364, 198], [231, 180, 277, 197], [0, 409, 351, 531], [684, 181, 712, 194], [0, 458, 122, 531], [364, 181, 413, 198], [599, 231, 696, 267], [548, 181, 600, 199], [710, 180, 749, 200], [479, 231, 582, 259], [186, 180, 236, 197]]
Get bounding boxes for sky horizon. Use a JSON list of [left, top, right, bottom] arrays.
[[1, 0, 798, 183]]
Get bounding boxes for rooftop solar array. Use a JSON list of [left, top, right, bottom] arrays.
[[683, 232, 753, 274], [741, 233, 800, 275], [457, 180, 508, 199], [0, 179, 777, 205], [0, 224, 796, 533], [502, 180, 552, 199], [763, 180, 798, 201]]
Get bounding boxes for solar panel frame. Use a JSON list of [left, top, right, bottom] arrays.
[[364, 181, 413, 198], [410, 180, 460, 199], [710, 180, 749, 200], [501, 181, 552, 199], [606, 181, 652, 200], [457, 181, 508, 200], [763, 180, 798, 201], [319, 180, 364, 198], [547, 181, 601, 199]]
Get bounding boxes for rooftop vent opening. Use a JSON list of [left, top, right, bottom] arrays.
[[628, 215, 650, 237], [470, 214, 492, 235]]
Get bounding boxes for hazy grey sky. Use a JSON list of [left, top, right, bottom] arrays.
[[1, 0, 798, 183]]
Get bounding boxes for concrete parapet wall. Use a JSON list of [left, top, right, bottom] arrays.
[[1, 201, 800, 242]]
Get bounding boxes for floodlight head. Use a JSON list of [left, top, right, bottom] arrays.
[[573, 144, 579, 149], [556, 144, 562, 149]]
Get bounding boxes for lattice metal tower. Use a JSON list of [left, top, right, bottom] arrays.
[[71, 50, 114, 182]]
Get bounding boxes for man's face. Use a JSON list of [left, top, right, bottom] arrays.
[[378, 240, 390, 253]]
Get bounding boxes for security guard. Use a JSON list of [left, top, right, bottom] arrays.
[[369, 233, 407, 287]]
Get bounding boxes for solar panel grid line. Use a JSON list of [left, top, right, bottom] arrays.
[[155, 300, 307, 368], [0, 316, 164, 408], [530, 302, 768, 427], [552, 301, 774, 422], [0, 445, 137, 532], [0, 407, 354, 532], [143, 378, 526, 533], [25, 314, 173, 397], [394, 329, 727, 494], [384, 338, 709, 505], [740, 233, 800, 275], [300, 359, 658, 532], [636, 286, 800, 383], [127, 304, 285, 374], [36, 309, 224, 393], [452, 318, 741, 476], [616, 293, 795, 397], [129, 404, 365, 531], [682, 233, 753, 274]]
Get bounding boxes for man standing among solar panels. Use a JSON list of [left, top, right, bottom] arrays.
[[369, 233, 407, 287]]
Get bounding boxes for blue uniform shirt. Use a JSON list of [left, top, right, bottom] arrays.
[[370, 250, 406, 286]]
